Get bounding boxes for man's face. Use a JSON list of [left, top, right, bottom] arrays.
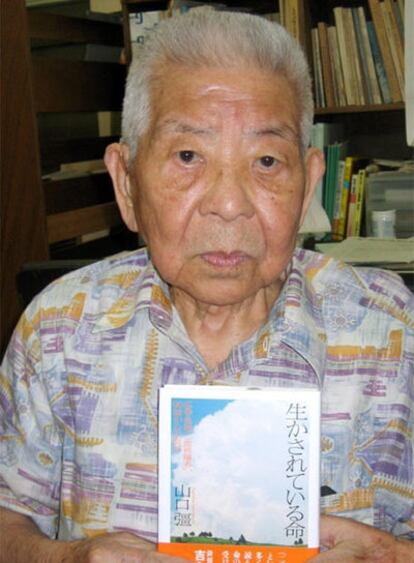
[[127, 64, 320, 306]]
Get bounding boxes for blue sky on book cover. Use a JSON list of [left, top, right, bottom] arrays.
[[170, 397, 311, 547]]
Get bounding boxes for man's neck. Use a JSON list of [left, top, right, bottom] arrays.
[[171, 283, 283, 370]]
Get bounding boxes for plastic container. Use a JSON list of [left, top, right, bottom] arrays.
[[371, 209, 396, 238], [365, 171, 414, 238]]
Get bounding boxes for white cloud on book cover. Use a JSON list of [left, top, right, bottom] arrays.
[[172, 399, 304, 545]]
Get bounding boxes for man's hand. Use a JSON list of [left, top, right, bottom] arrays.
[[68, 532, 186, 563], [310, 515, 413, 562], [0, 508, 186, 563]]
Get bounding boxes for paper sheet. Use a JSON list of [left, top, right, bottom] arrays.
[[316, 237, 414, 264], [299, 195, 331, 234]]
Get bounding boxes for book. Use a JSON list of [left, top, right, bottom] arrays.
[[367, 20, 392, 103], [334, 7, 357, 105], [317, 22, 335, 108], [331, 159, 345, 239], [324, 141, 348, 226], [327, 26, 347, 107], [343, 8, 366, 105], [356, 6, 382, 105], [368, 0, 403, 101], [346, 173, 359, 237], [353, 168, 368, 236], [311, 28, 325, 108], [392, 0, 404, 38], [381, 0, 405, 96], [158, 385, 321, 563], [280, 0, 312, 65], [311, 122, 344, 203], [352, 8, 373, 105], [336, 157, 369, 240]]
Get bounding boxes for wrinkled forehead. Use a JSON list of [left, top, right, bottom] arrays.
[[146, 63, 301, 144]]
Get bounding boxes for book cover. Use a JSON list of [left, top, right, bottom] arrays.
[[368, 0, 402, 102], [356, 6, 382, 105], [158, 385, 321, 563], [367, 20, 392, 103], [353, 168, 368, 236], [317, 22, 335, 108], [327, 26, 347, 107], [331, 159, 346, 239], [311, 122, 344, 203], [311, 28, 325, 108], [324, 141, 348, 226], [380, 0, 405, 96], [352, 8, 373, 105], [346, 173, 359, 237], [334, 7, 356, 105], [343, 8, 366, 105], [337, 157, 369, 240]]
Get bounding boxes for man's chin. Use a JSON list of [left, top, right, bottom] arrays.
[[173, 278, 267, 308]]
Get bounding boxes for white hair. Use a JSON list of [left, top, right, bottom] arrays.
[[122, 8, 314, 164]]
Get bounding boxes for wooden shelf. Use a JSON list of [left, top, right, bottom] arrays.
[[315, 102, 405, 115]]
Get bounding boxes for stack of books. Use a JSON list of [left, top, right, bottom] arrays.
[[311, 0, 405, 108]]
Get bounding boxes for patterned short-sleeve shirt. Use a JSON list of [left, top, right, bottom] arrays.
[[0, 248, 413, 540]]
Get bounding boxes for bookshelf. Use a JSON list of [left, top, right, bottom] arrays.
[[1, 1, 133, 355], [1, 0, 411, 355]]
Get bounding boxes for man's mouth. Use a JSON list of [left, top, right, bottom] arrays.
[[200, 251, 249, 267]]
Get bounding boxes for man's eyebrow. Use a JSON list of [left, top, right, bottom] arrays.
[[247, 125, 299, 143], [154, 119, 215, 136]]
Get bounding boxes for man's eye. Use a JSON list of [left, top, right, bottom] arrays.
[[178, 150, 197, 163], [258, 155, 277, 168]]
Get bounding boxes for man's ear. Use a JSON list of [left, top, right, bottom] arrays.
[[104, 143, 138, 232], [299, 147, 326, 227]]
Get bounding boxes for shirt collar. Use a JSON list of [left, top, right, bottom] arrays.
[[93, 255, 173, 332], [93, 248, 327, 385]]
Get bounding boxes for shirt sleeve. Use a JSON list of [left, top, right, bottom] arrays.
[[0, 302, 63, 539]]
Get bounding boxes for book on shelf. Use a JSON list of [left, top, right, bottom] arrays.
[[310, 122, 344, 203], [311, 27, 325, 108], [323, 141, 348, 226], [158, 384, 321, 563], [334, 157, 369, 241], [327, 25, 346, 107], [279, 0, 312, 66], [333, 7, 358, 106], [331, 159, 346, 240], [348, 168, 368, 237], [317, 22, 335, 108], [345, 173, 359, 238], [352, 8, 373, 105], [381, 0, 405, 94], [355, 6, 382, 105], [310, 1, 406, 109], [367, 20, 392, 103], [344, 7, 366, 105], [368, 0, 403, 102], [392, 0, 404, 38]]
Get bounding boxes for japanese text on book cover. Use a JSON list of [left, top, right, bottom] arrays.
[[158, 385, 320, 563]]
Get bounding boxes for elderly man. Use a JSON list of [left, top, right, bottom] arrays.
[[0, 8, 413, 563]]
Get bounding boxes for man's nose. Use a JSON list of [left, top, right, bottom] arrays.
[[198, 166, 255, 221]]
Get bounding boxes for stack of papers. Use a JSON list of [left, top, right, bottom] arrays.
[[316, 237, 414, 268]]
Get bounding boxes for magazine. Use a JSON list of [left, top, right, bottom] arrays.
[[158, 385, 321, 562]]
